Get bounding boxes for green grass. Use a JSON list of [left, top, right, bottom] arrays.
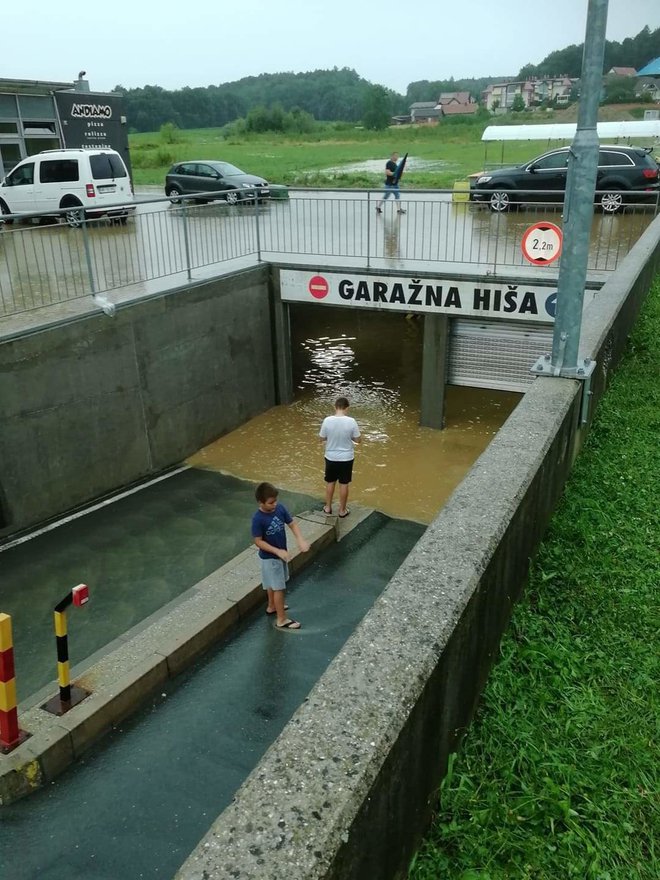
[[129, 107, 659, 191], [408, 277, 660, 880], [128, 118, 556, 190]]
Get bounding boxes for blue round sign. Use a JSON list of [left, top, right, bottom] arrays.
[[545, 292, 558, 318]]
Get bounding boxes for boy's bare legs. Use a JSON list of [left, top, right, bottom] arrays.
[[338, 482, 350, 515], [266, 587, 289, 614], [273, 589, 289, 626], [324, 480, 336, 513], [274, 589, 300, 630]]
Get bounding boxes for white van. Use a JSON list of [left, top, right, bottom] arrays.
[[0, 148, 134, 226]]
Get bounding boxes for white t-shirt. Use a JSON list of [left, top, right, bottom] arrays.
[[319, 414, 360, 461]]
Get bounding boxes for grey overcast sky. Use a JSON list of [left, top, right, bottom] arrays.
[[5, 0, 659, 95]]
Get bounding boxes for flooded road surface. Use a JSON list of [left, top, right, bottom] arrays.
[[189, 306, 521, 524], [2, 193, 654, 315]]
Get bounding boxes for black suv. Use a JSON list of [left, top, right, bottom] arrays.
[[165, 161, 270, 204], [470, 145, 660, 213]]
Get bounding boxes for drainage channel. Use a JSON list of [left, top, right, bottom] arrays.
[[0, 511, 424, 880]]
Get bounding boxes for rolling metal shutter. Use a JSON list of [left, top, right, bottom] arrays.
[[448, 319, 553, 392]]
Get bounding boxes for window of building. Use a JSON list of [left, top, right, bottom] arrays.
[[23, 121, 57, 135], [25, 138, 60, 155], [18, 95, 56, 118], [0, 94, 18, 119]]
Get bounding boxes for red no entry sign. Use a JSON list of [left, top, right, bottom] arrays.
[[308, 275, 329, 299], [521, 222, 563, 266]]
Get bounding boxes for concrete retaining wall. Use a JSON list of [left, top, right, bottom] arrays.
[[176, 218, 660, 880], [0, 267, 273, 535]]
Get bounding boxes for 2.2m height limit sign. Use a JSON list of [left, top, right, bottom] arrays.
[[521, 221, 563, 266]]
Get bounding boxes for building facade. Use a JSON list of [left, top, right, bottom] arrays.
[[0, 76, 131, 177]]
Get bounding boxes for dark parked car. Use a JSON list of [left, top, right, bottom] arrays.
[[165, 161, 270, 204], [470, 145, 660, 213]]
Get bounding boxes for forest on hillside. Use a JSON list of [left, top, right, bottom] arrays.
[[518, 24, 659, 78], [115, 26, 660, 132]]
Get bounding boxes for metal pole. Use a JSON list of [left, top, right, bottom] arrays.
[[181, 199, 192, 282], [80, 210, 97, 294], [366, 191, 371, 269], [53, 597, 73, 705], [43, 585, 90, 715], [254, 191, 262, 262], [493, 208, 501, 275], [550, 0, 609, 375]]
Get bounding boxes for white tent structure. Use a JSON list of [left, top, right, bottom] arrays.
[[482, 120, 660, 142], [479, 120, 660, 168]]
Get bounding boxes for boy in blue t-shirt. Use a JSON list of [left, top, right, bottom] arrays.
[[251, 482, 310, 630]]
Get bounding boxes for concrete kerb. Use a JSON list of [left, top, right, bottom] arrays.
[[0, 509, 344, 806], [172, 216, 660, 880], [174, 377, 582, 880]]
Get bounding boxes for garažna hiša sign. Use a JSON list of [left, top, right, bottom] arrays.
[[279, 270, 559, 324]]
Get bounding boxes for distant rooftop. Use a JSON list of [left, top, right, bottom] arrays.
[[0, 77, 74, 94], [637, 57, 660, 76], [608, 67, 637, 77]]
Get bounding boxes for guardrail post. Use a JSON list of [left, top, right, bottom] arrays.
[[254, 192, 262, 262], [0, 612, 29, 753], [80, 210, 97, 294], [42, 585, 91, 716], [366, 191, 371, 269], [181, 199, 193, 281], [492, 207, 501, 274]]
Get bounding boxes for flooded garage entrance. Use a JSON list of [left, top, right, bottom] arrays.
[[188, 305, 520, 523]]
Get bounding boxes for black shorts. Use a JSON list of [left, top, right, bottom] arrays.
[[324, 458, 354, 484]]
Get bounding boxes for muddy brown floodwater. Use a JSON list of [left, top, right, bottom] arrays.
[[188, 305, 521, 524]]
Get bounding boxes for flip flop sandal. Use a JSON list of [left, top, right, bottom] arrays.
[[338, 509, 351, 518], [276, 619, 301, 630], [266, 605, 289, 615], [322, 506, 333, 514]]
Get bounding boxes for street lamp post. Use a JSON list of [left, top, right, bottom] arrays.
[[532, 0, 609, 416]]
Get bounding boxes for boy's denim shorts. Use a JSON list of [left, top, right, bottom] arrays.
[[260, 557, 290, 591], [383, 183, 400, 200]]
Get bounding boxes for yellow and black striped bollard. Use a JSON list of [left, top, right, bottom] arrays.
[[42, 585, 91, 716]]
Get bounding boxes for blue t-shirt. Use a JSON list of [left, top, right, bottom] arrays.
[[251, 503, 293, 559]]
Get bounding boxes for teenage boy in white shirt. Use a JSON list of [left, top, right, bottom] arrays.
[[319, 397, 361, 518]]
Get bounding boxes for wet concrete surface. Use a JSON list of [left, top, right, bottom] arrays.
[[1, 192, 653, 315], [0, 511, 424, 880], [0, 470, 315, 702]]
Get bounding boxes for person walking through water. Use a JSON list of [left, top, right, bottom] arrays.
[[376, 151, 405, 214], [319, 397, 361, 518]]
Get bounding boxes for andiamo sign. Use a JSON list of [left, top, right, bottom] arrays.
[[280, 270, 558, 324]]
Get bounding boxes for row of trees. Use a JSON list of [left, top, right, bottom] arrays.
[[518, 25, 660, 79], [115, 68, 404, 133], [115, 27, 659, 134]]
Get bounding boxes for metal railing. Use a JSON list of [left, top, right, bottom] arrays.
[[1, 187, 657, 319]]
